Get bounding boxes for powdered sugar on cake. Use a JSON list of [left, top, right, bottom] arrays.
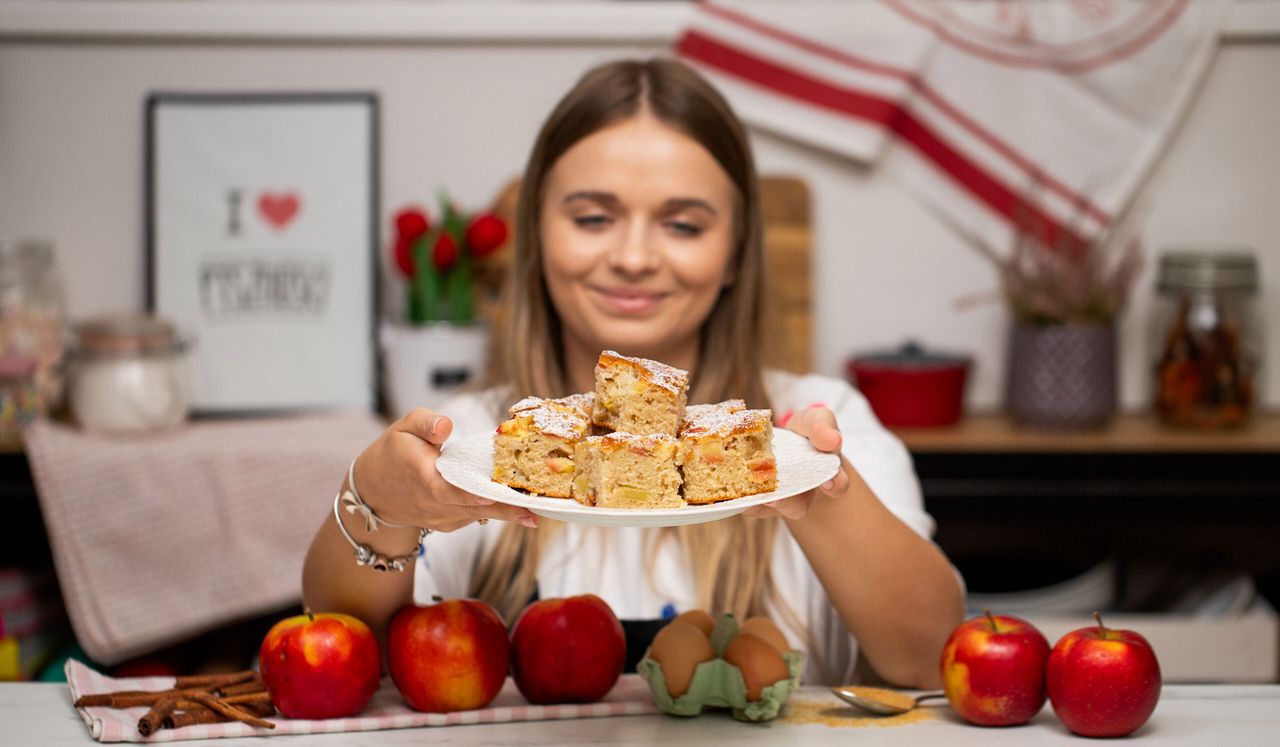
[[528, 407, 590, 440], [680, 408, 770, 439], [599, 350, 688, 396]]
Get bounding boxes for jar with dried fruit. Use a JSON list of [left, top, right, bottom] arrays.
[[1150, 251, 1261, 429]]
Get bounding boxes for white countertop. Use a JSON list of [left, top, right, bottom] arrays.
[[3, 682, 1279, 745]]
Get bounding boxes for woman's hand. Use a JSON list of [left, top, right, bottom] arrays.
[[354, 408, 539, 532], [744, 406, 852, 521]]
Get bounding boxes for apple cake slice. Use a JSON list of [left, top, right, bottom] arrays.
[[591, 350, 688, 437], [678, 407, 777, 504], [571, 432, 684, 509], [492, 405, 590, 498]]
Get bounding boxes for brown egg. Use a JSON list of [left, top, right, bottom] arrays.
[[649, 621, 716, 697], [739, 617, 791, 655], [724, 633, 791, 701], [673, 609, 715, 638]]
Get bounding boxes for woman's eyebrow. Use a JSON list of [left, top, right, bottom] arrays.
[[662, 197, 717, 216], [561, 192, 717, 216], [562, 190, 620, 207]]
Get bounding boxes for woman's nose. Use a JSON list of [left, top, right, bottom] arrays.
[[607, 220, 660, 276]]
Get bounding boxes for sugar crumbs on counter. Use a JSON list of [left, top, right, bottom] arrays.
[[781, 699, 936, 729]]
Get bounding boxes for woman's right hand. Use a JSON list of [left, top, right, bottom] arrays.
[[353, 408, 539, 532]]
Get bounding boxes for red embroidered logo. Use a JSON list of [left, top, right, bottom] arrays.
[[885, 0, 1187, 73]]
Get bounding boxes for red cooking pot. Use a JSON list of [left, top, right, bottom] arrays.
[[846, 341, 971, 427]]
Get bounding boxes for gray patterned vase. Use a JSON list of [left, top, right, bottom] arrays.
[[1005, 323, 1117, 430]]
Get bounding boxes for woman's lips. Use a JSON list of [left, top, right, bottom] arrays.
[[593, 286, 668, 315]]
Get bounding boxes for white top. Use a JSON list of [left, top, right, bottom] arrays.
[[413, 370, 937, 685]]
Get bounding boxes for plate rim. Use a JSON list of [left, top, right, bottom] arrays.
[[436, 428, 840, 524]]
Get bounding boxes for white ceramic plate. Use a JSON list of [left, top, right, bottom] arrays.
[[435, 428, 841, 527]]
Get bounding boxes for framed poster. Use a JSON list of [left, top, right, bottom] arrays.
[[147, 93, 378, 413]]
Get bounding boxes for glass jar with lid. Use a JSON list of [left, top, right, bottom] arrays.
[[0, 237, 68, 417], [69, 313, 190, 434], [1150, 250, 1262, 428]]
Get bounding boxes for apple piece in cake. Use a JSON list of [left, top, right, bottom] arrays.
[[679, 407, 777, 504], [571, 432, 684, 509], [591, 350, 689, 436], [492, 405, 590, 498]]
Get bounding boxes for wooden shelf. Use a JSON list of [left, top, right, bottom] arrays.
[[893, 413, 1280, 454]]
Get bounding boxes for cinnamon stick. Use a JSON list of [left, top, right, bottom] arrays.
[[174, 671, 255, 690], [185, 692, 276, 730], [76, 691, 156, 708], [75, 671, 265, 709], [222, 691, 272, 706], [137, 697, 178, 738], [77, 688, 194, 709], [174, 692, 270, 710], [218, 676, 265, 697], [164, 701, 274, 730]]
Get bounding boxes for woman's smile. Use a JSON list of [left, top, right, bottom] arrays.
[[590, 285, 671, 315]]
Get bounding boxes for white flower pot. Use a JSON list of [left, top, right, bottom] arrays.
[[380, 322, 489, 417]]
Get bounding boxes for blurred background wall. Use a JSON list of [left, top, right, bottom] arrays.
[[1, 0, 1277, 410]]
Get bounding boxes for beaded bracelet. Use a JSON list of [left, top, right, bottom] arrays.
[[332, 490, 428, 572]]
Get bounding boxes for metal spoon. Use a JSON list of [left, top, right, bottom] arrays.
[[830, 685, 947, 715]]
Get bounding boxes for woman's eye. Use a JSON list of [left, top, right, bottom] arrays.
[[666, 221, 703, 238], [573, 215, 611, 229]]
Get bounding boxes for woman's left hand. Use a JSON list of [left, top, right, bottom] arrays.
[[744, 406, 852, 521]]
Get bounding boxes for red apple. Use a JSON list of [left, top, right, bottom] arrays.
[[940, 610, 1050, 726], [388, 596, 509, 712], [1047, 612, 1162, 737], [510, 594, 625, 704], [259, 610, 380, 719]]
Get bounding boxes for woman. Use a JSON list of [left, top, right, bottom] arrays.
[[303, 58, 963, 688]]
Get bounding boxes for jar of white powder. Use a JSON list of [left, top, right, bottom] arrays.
[[69, 314, 189, 434]]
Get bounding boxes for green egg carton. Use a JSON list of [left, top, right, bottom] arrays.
[[636, 613, 805, 722]]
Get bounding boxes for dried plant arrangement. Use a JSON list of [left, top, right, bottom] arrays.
[[948, 186, 1145, 326]]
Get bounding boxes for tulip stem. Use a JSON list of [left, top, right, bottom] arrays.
[[983, 608, 998, 633]]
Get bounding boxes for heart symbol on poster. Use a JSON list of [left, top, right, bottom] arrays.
[[258, 191, 301, 231]]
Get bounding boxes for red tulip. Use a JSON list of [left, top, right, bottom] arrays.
[[393, 236, 415, 278], [465, 213, 508, 257], [395, 208, 430, 242], [432, 232, 459, 272]]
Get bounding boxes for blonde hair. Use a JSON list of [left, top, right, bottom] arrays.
[[472, 58, 784, 627]]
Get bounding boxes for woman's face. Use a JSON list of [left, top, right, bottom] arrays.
[[540, 113, 737, 365]]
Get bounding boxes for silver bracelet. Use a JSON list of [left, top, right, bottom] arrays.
[[341, 456, 413, 532], [333, 489, 428, 572]]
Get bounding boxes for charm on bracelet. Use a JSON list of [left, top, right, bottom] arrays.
[[333, 490, 429, 573]]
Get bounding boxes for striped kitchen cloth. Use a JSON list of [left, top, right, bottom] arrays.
[[66, 659, 659, 742], [24, 413, 386, 665], [678, 0, 1227, 249]]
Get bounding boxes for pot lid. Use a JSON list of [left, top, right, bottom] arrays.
[[851, 340, 970, 370]]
